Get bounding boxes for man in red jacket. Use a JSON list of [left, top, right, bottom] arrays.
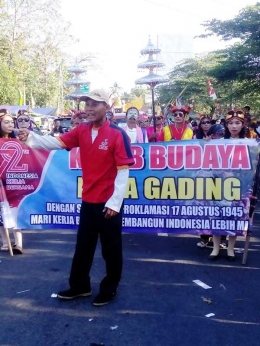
[[18, 89, 134, 306]]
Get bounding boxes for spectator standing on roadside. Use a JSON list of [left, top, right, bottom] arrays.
[[17, 89, 134, 306], [51, 119, 64, 137]]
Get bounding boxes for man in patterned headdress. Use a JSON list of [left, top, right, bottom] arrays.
[[164, 106, 193, 141]]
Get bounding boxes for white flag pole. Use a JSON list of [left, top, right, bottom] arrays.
[[4, 228, 13, 256]]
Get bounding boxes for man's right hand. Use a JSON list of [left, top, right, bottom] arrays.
[[17, 128, 30, 141]]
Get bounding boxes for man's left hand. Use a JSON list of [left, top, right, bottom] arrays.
[[103, 207, 118, 219]]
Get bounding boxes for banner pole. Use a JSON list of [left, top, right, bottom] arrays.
[[4, 228, 13, 256], [242, 234, 250, 265]]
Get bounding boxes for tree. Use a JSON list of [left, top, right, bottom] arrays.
[[0, 0, 78, 107], [157, 54, 225, 113], [199, 3, 260, 86], [157, 3, 260, 114]]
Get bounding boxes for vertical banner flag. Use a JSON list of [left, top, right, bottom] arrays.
[[176, 96, 182, 109], [207, 78, 217, 100]]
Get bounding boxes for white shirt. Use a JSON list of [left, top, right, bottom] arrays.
[[125, 126, 137, 143]]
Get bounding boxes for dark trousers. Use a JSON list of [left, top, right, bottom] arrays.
[[69, 202, 123, 294]]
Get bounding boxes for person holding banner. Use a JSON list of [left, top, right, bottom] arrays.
[[209, 110, 246, 261], [196, 123, 227, 249], [17, 89, 134, 306], [0, 109, 23, 254], [193, 115, 212, 140], [164, 106, 193, 141], [195, 116, 215, 248]]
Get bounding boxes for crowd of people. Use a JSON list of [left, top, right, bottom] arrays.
[[65, 104, 260, 144], [111, 104, 256, 261], [0, 92, 258, 305], [117, 104, 260, 143]]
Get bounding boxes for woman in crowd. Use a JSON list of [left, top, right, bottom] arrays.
[[146, 114, 164, 142], [137, 113, 149, 142], [209, 110, 246, 261], [16, 109, 34, 131], [196, 120, 220, 248], [193, 115, 212, 139], [196, 123, 227, 249], [0, 109, 23, 254]]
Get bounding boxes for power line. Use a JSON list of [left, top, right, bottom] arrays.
[[140, 0, 247, 20], [141, 0, 206, 19]]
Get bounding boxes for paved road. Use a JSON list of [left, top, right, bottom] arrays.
[[1, 217, 260, 346]]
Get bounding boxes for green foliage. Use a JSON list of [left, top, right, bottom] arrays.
[[157, 55, 220, 112], [200, 3, 260, 86], [0, 60, 19, 103], [121, 86, 149, 103], [0, 0, 94, 111]]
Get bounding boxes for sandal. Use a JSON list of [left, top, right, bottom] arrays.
[[1, 244, 9, 252], [197, 241, 208, 248]]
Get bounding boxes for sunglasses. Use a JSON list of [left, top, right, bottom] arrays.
[[18, 117, 30, 122], [173, 113, 184, 117], [201, 121, 211, 125], [226, 113, 244, 121]]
